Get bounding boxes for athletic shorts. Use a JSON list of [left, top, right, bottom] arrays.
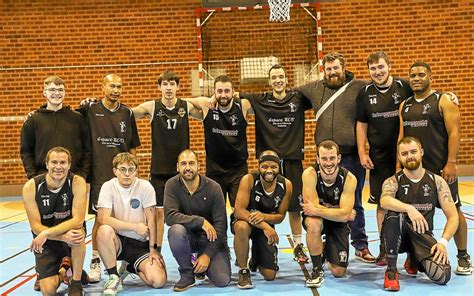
[[150, 173, 177, 208], [302, 214, 350, 268], [116, 234, 150, 274], [280, 159, 303, 212], [34, 240, 71, 280], [397, 221, 438, 271], [89, 183, 103, 215], [207, 164, 248, 208], [368, 148, 397, 205]]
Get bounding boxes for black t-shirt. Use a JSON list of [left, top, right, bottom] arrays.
[[356, 78, 413, 150], [242, 91, 311, 160], [79, 101, 140, 184], [203, 100, 248, 175], [150, 98, 189, 175], [248, 173, 286, 222], [401, 92, 448, 172]]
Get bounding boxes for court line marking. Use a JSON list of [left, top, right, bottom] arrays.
[[286, 235, 319, 296]]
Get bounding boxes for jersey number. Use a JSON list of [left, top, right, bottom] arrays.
[[370, 97, 377, 105], [166, 119, 177, 130], [403, 187, 408, 195], [42, 199, 50, 206]]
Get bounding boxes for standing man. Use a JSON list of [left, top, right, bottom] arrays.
[[23, 147, 88, 296], [399, 61, 472, 275], [239, 64, 312, 263], [164, 149, 231, 292], [20, 75, 91, 291], [299, 52, 375, 262], [233, 150, 292, 289], [79, 74, 141, 283], [356, 51, 413, 265], [380, 137, 458, 291], [132, 70, 201, 263], [184, 75, 251, 207], [96, 152, 166, 295], [301, 140, 357, 288]]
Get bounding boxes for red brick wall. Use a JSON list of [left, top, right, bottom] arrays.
[[1, 0, 472, 185]]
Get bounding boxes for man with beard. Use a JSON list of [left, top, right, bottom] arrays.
[[301, 140, 357, 288], [356, 51, 413, 265], [23, 147, 88, 296], [232, 150, 292, 289], [164, 149, 231, 292], [96, 152, 166, 295], [132, 71, 201, 265], [237, 64, 312, 264], [380, 137, 458, 291], [78, 74, 141, 283], [399, 61, 471, 275], [182, 75, 251, 207], [299, 52, 375, 263]]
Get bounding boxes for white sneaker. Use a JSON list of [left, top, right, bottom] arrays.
[[89, 260, 102, 283], [103, 274, 123, 296]]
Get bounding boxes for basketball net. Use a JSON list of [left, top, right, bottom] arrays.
[[268, 0, 292, 22]]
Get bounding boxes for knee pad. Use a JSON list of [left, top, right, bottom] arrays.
[[421, 258, 451, 285]]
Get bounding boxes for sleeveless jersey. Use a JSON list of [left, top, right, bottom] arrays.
[[86, 101, 140, 185], [248, 173, 286, 222], [203, 100, 248, 174], [356, 78, 412, 149], [34, 172, 75, 229], [242, 91, 311, 160], [151, 98, 189, 175], [401, 92, 448, 172], [395, 170, 439, 232], [316, 166, 349, 208]]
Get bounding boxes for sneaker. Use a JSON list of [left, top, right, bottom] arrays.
[[376, 245, 387, 266], [293, 243, 309, 263], [88, 258, 101, 283], [237, 268, 253, 289], [173, 276, 195, 292], [80, 270, 90, 286], [384, 267, 400, 291], [103, 274, 123, 296], [455, 253, 473, 275], [68, 279, 83, 296], [404, 257, 418, 276], [33, 276, 40, 291], [355, 248, 376, 263], [306, 268, 324, 288]]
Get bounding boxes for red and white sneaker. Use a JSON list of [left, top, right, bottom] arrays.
[[404, 257, 418, 276], [384, 267, 400, 291], [355, 248, 376, 263]]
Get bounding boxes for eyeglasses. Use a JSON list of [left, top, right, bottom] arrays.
[[116, 166, 137, 174], [46, 88, 65, 93]]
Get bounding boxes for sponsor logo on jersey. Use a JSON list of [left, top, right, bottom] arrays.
[[130, 198, 141, 209], [178, 107, 186, 118], [120, 121, 126, 133]]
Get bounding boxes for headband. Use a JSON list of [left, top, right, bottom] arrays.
[[258, 154, 281, 165]]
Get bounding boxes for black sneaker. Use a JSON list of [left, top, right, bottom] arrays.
[[455, 253, 473, 275], [293, 243, 309, 263], [306, 268, 324, 288], [237, 268, 253, 289], [173, 276, 195, 292], [68, 279, 83, 296]]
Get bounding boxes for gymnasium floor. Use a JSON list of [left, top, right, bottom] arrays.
[[1, 179, 473, 296]]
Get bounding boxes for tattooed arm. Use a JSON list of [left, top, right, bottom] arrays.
[[435, 175, 459, 241]]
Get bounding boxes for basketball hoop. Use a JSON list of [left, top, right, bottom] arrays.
[[268, 0, 291, 22]]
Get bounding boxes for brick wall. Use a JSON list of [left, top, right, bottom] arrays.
[[1, 0, 472, 186]]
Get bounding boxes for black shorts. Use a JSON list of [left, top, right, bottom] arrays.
[[207, 164, 248, 208], [281, 159, 303, 212], [302, 215, 350, 268], [397, 221, 438, 270], [89, 183, 103, 215], [116, 234, 150, 274], [35, 240, 71, 280], [150, 173, 177, 208], [368, 148, 396, 205]]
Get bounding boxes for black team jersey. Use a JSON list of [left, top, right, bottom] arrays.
[[203, 100, 248, 175], [357, 78, 413, 151], [394, 170, 439, 233], [34, 172, 75, 229], [316, 166, 349, 209], [80, 101, 140, 185], [151, 98, 189, 175], [241, 91, 311, 160], [401, 92, 448, 173], [248, 173, 286, 225]]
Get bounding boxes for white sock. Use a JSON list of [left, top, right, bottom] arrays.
[[293, 234, 302, 245]]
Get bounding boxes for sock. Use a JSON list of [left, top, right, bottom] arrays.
[[92, 250, 100, 261], [311, 254, 322, 270], [293, 234, 302, 245], [458, 249, 467, 257], [106, 266, 118, 276]]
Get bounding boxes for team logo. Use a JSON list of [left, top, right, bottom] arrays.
[[178, 107, 186, 118], [422, 103, 431, 114], [339, 251, 348, 263], [157, 110, 165, 117], [120, 121, 126, 133], [334, 187, 340, 200], [392, 92, 401, 104], [230, 115, 238, 126], [61, 193, 68, 207], [289, 102, 297, 112], [274, 195, 282, 208], [130, 198, 141, 209], [422, 184, 431, 197]]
